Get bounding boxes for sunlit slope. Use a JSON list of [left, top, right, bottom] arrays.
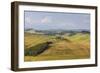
[[24, 33, 90, 61]]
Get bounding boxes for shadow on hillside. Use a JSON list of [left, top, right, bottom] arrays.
[[25, 42, 52, 56]]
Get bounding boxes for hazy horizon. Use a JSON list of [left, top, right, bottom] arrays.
[[24, 11, 90, 31]]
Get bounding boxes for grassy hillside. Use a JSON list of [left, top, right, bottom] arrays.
[[24, 33, 90, 61]]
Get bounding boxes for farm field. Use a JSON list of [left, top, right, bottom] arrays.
[[24, 32, 90, 61]]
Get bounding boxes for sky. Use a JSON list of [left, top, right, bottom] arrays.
[[24, 11, 90, 31]]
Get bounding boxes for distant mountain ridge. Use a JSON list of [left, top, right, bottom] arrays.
[[25, 28, 90, 35], [25, 28, 90, 32]]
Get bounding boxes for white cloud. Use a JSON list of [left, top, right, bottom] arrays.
[[41, 16, 51, 24], [25, 16, 52, 25]]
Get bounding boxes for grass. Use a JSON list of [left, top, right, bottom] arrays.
[[24, 33, 90, 61]]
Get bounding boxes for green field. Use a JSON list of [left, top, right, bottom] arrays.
[[24, 32, 90, 61]]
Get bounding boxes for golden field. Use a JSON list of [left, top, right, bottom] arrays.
[[24, 33, 90, 61]]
